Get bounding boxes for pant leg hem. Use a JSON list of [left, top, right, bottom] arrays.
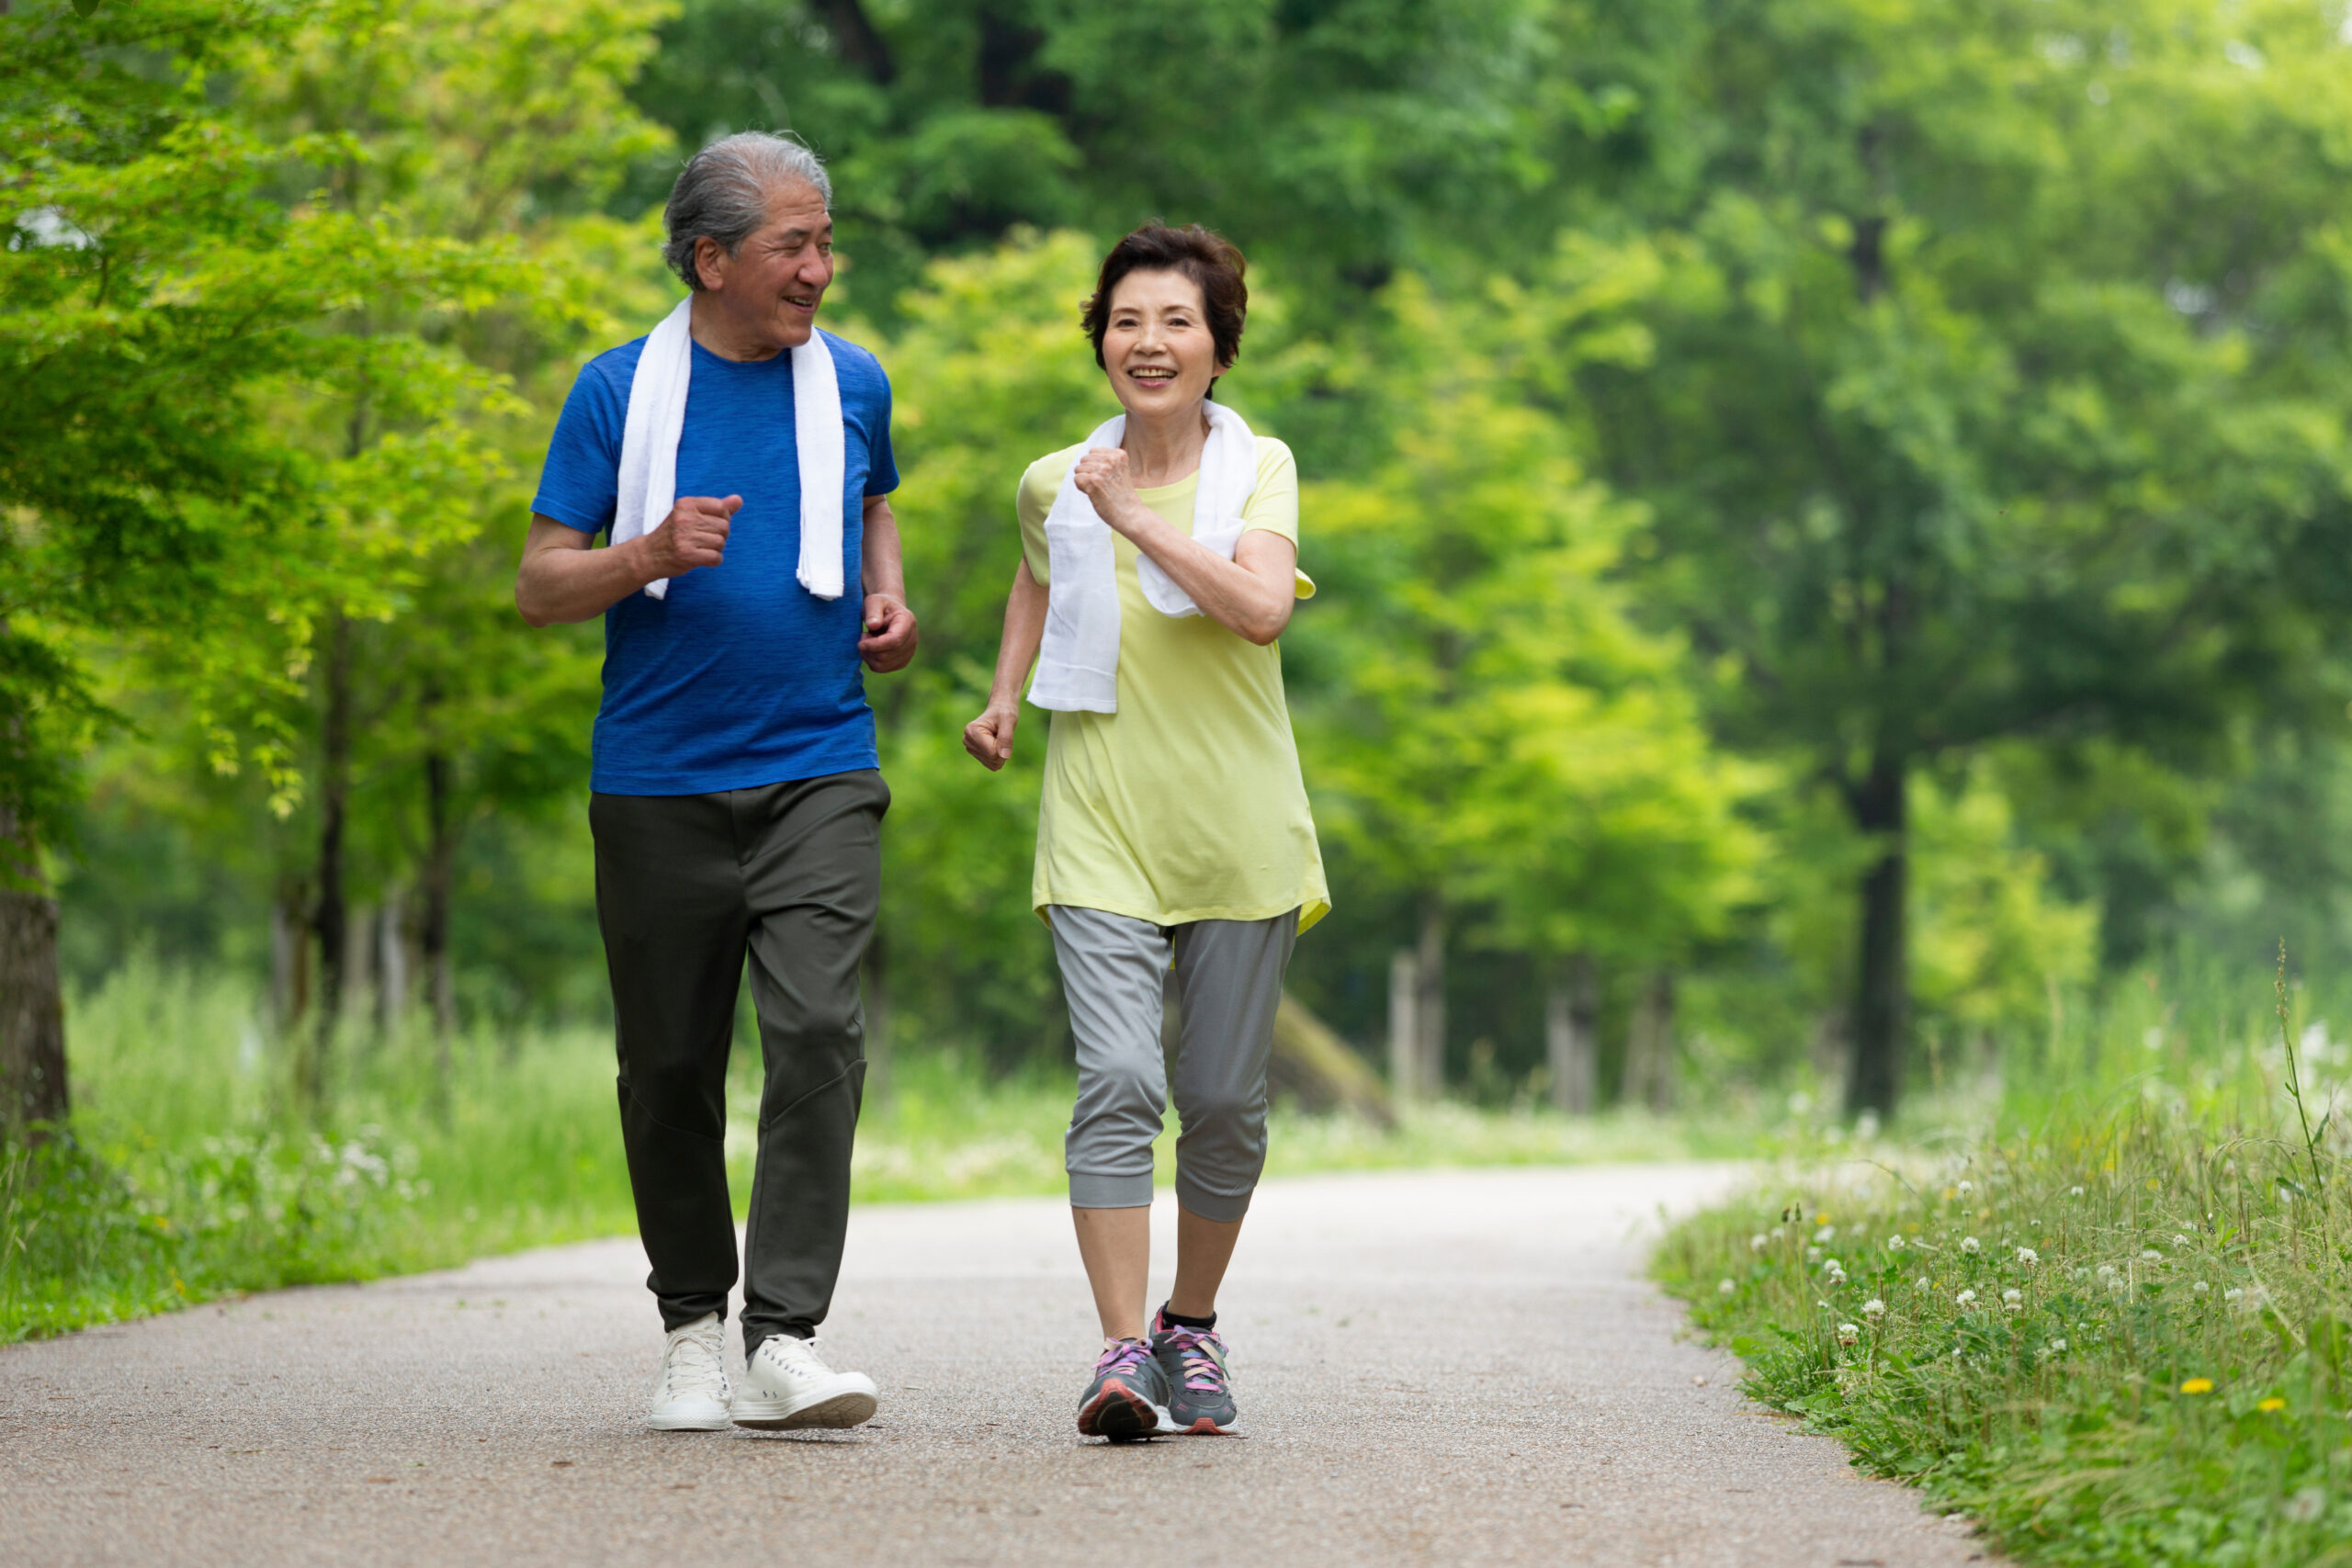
[[1175, 1174, 1253, 1224], [1069, 1169, 1156, 1209]]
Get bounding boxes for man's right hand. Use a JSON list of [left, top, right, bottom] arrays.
[[963, 702, 1019, 772], [639, 494, 741, 581]]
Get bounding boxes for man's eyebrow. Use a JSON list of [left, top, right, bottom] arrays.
[[773, 222, 834, 245]]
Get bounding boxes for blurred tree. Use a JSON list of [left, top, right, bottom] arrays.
[[623, 0, 1649, 321], [1297, 277, 1767, 1101], [1555, 0, 2352, 1115], [0, 0, 520, 1128]]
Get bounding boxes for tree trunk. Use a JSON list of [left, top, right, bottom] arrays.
[[0, 816, 67, 1135], [1546, 953, 1599, 1115], [422, 748, 458, 1045], [1638, 971, 1678, 1112], [303, 614, 355, 1113], [1846, 750, 1908, 1119], [377, 888, 408, 1040], [344, 900, 376, 1032], [1413, 897, 1447, 1097], [1386, 948, 1419, 1100]]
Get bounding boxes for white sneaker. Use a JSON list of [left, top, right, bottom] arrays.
[[730, 1334, 879, 1430], [645, 1313, 732, 1431]]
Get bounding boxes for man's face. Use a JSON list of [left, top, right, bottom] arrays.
[[695, 180, 834, 353]]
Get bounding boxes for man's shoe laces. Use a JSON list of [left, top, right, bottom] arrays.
[[661, 1325, 729, 1400]]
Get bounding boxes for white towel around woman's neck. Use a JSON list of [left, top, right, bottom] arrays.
[[611, 296, 846, 601], [1028, 401, 1259, 714]]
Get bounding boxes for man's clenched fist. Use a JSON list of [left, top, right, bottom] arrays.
[[639, 494, 741, 581]]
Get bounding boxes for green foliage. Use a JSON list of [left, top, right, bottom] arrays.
[[627, 0, 1635, 314], [1661, 947, 2352, 1564], [1298, 275, 1767, 968]]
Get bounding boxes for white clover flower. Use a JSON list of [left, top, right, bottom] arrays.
[[2050, 1337, 2068, 1353], [2003, 1289, 2023, 1311], [1771, 1225, 1786, 1241], [1815, 1224, 1838, 1244], [2192, 1281, 2210, 1295], [1887, 1234, 1907, 1251], [1957, 1180, 1974, 1195], [1957, 1289, 1979, 1307], [2096, 1264, 2118, 1280], [2108, 1275, 2130, 1293], [2142, 1248, 2164, 1263], [2174, 1234, 2193, 1248], [1863, 1298, 1886, 1317], [2069, 1185, 2086, 1197], [1718, 1280, 1736, 1296], [2284, 1487, 2327, 1524], [1837, 1322, 1860, 1346], [2016, 1247, 2039, 1266], [1961, 1236, 1981, 1255], [1750, 1233, 1769, 1252]]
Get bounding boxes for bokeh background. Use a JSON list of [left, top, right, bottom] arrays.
[[10, 0, 2352, 1332]]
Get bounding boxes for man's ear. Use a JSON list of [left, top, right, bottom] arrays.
[[695, 236, 727, 291]]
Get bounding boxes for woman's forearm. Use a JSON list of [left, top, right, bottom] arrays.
[[989, 559, 1050, 703], [1112, 510, 1295, 645]]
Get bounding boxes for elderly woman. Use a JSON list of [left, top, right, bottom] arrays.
[[965, 224, 1328, 1440]]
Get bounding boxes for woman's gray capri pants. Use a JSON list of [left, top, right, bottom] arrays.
[[1048, 905, 1299, 1223]]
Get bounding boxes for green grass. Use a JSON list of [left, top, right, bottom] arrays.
[[4, 958, 1732, 1343], [1657, 965, 2352, 1567]]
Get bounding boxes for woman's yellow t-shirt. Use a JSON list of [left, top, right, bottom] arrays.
[[1017, 435, 1329, 933]]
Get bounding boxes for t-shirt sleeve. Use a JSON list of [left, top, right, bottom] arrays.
[[865, 363, 900, 498], [1239, 438, 1312, 598], [1015, 451, 1070, 586], [531, 358, 627, 536], [1238, 439, 1299, 546]]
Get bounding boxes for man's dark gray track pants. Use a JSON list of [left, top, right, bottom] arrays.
[[590, 770, 887, 1357]]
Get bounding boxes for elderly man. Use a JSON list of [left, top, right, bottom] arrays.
[[516, 132, 914, 1433]]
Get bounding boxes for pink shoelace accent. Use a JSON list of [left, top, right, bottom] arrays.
[[1159, 1325, 1228, 1393], [1094, 1338, 1154, 1377]]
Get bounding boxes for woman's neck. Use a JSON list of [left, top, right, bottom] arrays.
[[1120, 401, 1211, 488]]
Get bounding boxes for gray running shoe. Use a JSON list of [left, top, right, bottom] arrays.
[[1076, 1337, 1170, 1441], [1151, 1311, 1238, 1434]]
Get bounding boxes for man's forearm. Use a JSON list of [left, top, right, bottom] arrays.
[[517, 527, 657, 626], [861, 497, 907, 607]]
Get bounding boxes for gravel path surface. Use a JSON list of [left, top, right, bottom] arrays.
[[6, 1164, 1997, 1567]]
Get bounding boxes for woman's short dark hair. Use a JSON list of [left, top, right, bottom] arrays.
[[1081, 224, 1249, 385]]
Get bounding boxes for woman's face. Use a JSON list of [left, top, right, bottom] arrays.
[[1102, 268, 1225, 421]]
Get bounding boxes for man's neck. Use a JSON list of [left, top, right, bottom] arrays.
[[687, 290, 797, 363]]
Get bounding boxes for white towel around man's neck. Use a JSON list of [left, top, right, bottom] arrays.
[[1027, 401, 1260, 714], [611, 296, 846, 602]]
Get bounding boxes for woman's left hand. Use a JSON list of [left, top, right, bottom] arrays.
[[1072, 446, 1147, 533]]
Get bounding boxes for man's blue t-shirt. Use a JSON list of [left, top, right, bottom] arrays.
[[531, 327, 899, 795]]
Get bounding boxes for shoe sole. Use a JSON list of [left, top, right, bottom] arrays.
[[1077, 1379, 1167, 1442], [732, 1388, 879, 1431], [645, 1411, 732, 1432]]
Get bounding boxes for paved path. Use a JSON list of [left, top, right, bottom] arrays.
[[6, 1165, 1996, 1567]]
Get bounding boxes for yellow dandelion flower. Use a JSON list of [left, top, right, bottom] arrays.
[[2179, 1378, 2214, 1394], [2258, 1397, 2288, 1413]]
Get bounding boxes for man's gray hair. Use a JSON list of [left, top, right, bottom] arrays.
[[662, 132, 832, 289]]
